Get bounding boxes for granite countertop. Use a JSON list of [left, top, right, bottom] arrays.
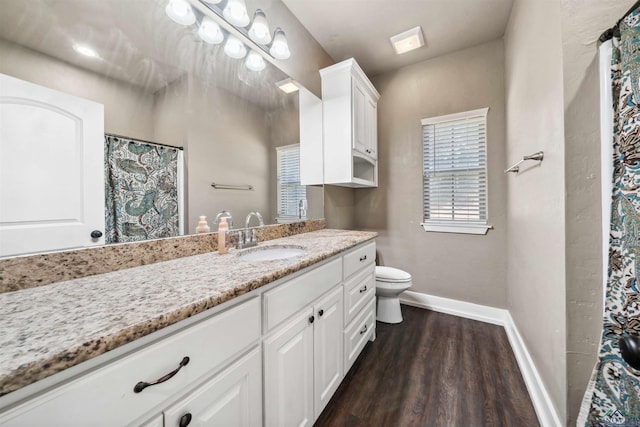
[[0, 229, 377, 397]]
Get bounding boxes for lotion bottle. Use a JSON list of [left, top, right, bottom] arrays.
[[218, 217, 229, 254], [195, 216, 210, 234]]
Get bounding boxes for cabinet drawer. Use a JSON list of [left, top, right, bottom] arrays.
[[0, 298, 261, 427], [264, 258, 342, 331], [344, 297, 376, 373], [344, 265, 375, 325], [164, 346, 262, 427], [343, 242, 375, 279]]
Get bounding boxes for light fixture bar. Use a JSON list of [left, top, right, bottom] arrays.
[[390, 26, 424, 55], [194, 0, 276, 61]]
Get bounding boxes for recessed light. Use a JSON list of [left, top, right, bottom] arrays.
[[276, 78, 299, 94], [73, 44, 99, 58], [390, 26, 424, 55]]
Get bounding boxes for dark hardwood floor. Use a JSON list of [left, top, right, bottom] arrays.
[[315, 305, 540, 427]]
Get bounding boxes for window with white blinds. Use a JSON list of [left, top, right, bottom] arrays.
[[276, 144, 307, 221], [421, 108, 490, 234]]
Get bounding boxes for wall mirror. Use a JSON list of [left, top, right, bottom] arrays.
[[0, 0, 323, 257]]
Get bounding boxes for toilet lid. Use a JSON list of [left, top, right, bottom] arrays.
[[376, 266, 411, 282]]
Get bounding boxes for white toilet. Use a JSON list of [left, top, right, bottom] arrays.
[[375, 266, 412, 324]]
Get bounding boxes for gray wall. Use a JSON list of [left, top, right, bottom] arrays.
[[561, 0, 635, 423], [355, 39, 508, 307], [504, 0, 567, 421]]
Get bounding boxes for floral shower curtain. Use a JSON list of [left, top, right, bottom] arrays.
[[579, 8, 640, 426], [104, 135, 181, 243]]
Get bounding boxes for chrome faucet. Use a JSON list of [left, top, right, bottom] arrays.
[[241, 211, 264, 248], [215, 210, 233, 229]]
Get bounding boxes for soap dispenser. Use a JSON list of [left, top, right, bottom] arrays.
[[218, 217, 229, 254]]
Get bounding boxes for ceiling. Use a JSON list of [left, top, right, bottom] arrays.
[[281, 0, 514, 77]]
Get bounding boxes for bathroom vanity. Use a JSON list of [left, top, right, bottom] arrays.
[[0, 230, 376, 426]]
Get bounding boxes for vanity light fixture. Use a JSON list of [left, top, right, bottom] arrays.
[[270, 28, 290, 60], [245, 51, 266, 71], [166, 0, 196, 26], [198, 16, 224, 44], [223, 0, 250, 27], [224, 35, 247, 59], [248, 9, 271, 45], [275, 78, 299, 94], [390, 26, 424, 54], [73, 44, 99, 58]]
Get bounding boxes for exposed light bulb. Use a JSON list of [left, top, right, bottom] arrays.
[[73, 44, 99, 58], [165, 0, 196, 26], [224, 35, 247, 59], [248, 9, 271, 45], [245, 51, 266, 71], [269, 28, 290, 60], [198, 17, 224, 44], [223, 0, 250, 27]]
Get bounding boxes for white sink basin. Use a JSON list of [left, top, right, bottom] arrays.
[[237, 245, 305, 262]]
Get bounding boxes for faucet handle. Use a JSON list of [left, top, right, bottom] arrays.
[[251, 229, 257, 243], [236, 230, 244, 249]]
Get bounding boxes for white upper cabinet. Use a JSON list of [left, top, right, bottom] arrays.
[[320, 58, 380, 188]]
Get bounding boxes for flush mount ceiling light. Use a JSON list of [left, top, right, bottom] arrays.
[[166, 0, 196, 26], [73, 44, 99, 58], [245, 51, 266, 71], [224, 35, 247, 59], [270, 28, 290, 60], [248, 9, 271, 45], [198, 16, 224, 44], [390, 26, 424, 55], [223, 0, 250, 27], [275, 78, 299, 94]]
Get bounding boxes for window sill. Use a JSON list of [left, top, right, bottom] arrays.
[[420, 222, 493, 235]]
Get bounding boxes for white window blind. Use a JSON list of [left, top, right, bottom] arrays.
[[421, 108, 489, 233], [276, 144, 307, 221]]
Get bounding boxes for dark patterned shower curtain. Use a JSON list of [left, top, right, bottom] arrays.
[[104, 135, 181, 243], [579, 8, 640, 426]]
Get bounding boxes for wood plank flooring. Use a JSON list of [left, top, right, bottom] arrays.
[[315, 305, 540, 427]]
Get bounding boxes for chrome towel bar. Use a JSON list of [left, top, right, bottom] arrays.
[[504, 151, 544, 175], [211, 182, 254, 190]]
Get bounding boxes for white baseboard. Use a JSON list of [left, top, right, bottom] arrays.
[[399, 291, 562, 427]]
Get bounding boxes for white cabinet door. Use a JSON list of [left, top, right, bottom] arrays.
[[164, 347, 262, 427], [365, 97, 377, 159], [0, 73, 104, 257], [313, 286, 344, 419], [264, 308, 314, 427], [352, 79, 367, 155]]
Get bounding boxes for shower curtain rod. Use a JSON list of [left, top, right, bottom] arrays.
[[105, 133, 184, 151], [599, 0, 640, 42]]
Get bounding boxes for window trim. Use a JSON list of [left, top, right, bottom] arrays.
[[420, 107, 492, 235]]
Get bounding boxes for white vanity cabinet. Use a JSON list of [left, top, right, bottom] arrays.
[[263, 262, 344, 426], [320, 58, 380, 188], [1, 239, 377, 427]]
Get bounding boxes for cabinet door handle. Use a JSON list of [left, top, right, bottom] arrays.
[[359, 324, 368, 335], [359, 255, 367, 262], [179, 413, 192, 427], [359, 285, 367, 293], [309, 315, 315, 324], [133, 356, 190, 393], [318, 309, 324, 317]]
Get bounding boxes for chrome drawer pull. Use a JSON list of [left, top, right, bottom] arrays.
[[133, 356, 190, 393], [359, 285, 367, 293], [359, 255, 367, 262], [359, 324, 368, 335]]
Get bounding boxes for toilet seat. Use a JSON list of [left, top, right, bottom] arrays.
[[375, 266, 411, 283]]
